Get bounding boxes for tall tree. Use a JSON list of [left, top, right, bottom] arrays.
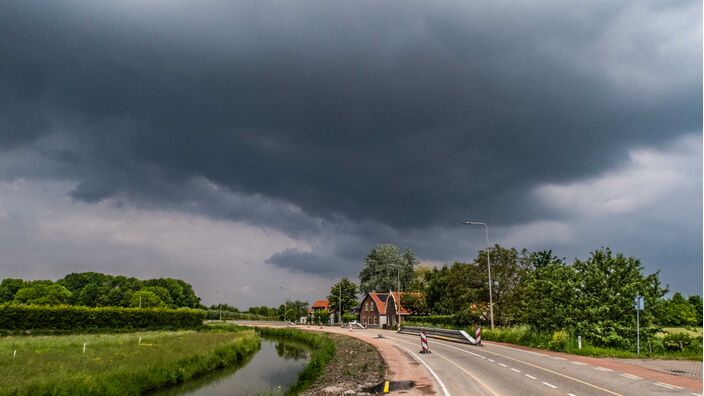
[[359, 244, 416, 294], [327, 278, 359, 318]]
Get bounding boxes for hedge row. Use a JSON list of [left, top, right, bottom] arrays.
[[0, 304, 205, 330]]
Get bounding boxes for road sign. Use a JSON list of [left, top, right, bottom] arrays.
[[634, 295, 644, 311]]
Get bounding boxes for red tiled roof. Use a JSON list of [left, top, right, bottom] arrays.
[[311, 299, 329, 310], [367, 292, 412, 315]]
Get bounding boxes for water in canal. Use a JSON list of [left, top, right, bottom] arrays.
[[151, 338, 309, 395]]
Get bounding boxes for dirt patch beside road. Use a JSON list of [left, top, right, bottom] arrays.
[[302, 333, 385, 396]]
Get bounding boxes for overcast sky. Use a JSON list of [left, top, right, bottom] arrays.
[[0, 1, 701, 308]]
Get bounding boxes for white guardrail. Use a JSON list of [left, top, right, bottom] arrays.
[[398, 326, 478, 345]]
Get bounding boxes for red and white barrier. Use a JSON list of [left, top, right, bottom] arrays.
[[420, 331, 431, 354], [475, 326, 481, 346]]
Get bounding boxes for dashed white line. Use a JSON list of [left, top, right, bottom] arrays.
[[551, 356, 567, 361], [594, 367, 613, 372], [654, 382, 682, 390], [619, 373, 642, 380], [568, 393, 577, 396], [488, 358, 495, 362], [690, 393, 702, 396], [654, 383, 676, 390], [571, 361, 588, 366], [511, 368, 521, 373], [525, 374, 537, 380], [498, 363, 507, 367], [542, 381, 557, 389]]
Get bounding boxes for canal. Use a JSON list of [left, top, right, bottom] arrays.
[[151, 337, 309, 395]]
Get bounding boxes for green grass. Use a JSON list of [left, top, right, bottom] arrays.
[[661, 327, 703, 337], [0, 329, 260, 395]]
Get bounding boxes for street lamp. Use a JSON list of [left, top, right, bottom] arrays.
[[462, 221, 495, 329], [387, 263, 402, 328]]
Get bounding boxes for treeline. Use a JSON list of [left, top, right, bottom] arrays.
[[401, 246, 701, 349], [0, 272, 201, 309]]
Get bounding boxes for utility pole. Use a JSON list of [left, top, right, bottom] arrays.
[[635, 293, 644, 356]]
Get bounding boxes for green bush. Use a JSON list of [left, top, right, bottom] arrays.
[[406, 315, 458, 327], [0, 304, 204, 331], [255, 327, 336, 396], [548, 330, 570, 352], [662, 332, 700, 352]]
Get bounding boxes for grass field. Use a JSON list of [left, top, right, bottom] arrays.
[[0, 329, 260, 395]]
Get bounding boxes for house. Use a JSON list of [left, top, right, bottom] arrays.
[[310, 299, 334, 325], [359, 291, 411, 328]]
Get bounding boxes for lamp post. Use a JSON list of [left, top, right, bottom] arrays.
[[387, 263, 402, 328], [463, 221, 495, 329], [339, 280, 342, 324]]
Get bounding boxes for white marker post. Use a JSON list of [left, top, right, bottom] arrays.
[[83, 342, 86, 354], [139, 336, 142, 344], [13, 350, 16, 359], [578, 336, 582, 350]]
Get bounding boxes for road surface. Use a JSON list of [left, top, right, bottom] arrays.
[[234, 322, 702, 396], [381, 330, 702, 396]]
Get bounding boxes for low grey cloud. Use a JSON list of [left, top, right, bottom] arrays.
[[0, 0, 700, 301]]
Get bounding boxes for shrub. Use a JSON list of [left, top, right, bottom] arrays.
[[0, 304, 204, 331], [662, 332, 699, 352], [548, 330, 570, 352]]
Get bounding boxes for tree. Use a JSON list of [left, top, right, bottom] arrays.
[[313, 309, 331, 325], [519, 261, 579, 333], [401, 292, 428, 315], [359, 244, 416, 294], [13, 283, 72, 305], [129, 290, 164, 308], [571, 248, 667, 348], [0, 279, 27, 303], [327, 278, 359, 320], [688, 295, 703, 325], [279, 300, 309, 322]]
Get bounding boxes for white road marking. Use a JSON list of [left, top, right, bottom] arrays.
[[654, 382, 682, 390], [407, 336, 623, 396], [511, 368, 521, 373], [525, 374, 537, 380], [690, 393, 702, 396], [619, 373, 642, 380], [568, 393, 577, 396], [654, 382, 676, 390], [542, 381, 557, 389], [551, 357, 567, 360], [397, 345, 451, 396], [488, 358, 495, 362], [594, 367, 613, 372], [571, 361, 588, 366], [498, 363, 507, 367]]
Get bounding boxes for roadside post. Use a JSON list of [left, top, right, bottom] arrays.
[[475, 326, 481, 346], [577, 335, 582, 350], [420, 331, 431, 354], [634, 294, 644, 356]]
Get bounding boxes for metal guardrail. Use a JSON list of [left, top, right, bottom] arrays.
[[398, 326, 477, 345]]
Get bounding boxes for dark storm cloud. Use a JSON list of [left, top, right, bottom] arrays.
[[0, 1, 700, 284]]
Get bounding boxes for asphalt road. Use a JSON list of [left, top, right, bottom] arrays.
[[381, 332, 701, 396]]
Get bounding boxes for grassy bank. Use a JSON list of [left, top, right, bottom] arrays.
[[255, 327, 336, 396], [404, 322, 703, 360], [0, 328, 260, 395]]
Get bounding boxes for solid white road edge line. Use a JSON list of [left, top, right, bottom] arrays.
[[406, 336, 623, 396], [397, 344, 451, 396]]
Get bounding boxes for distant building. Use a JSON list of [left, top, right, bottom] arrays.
[[359, 291, 410, 328]]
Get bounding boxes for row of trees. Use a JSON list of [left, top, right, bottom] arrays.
[[394, 245, 700, 348], [0, 272, 201, 309]]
